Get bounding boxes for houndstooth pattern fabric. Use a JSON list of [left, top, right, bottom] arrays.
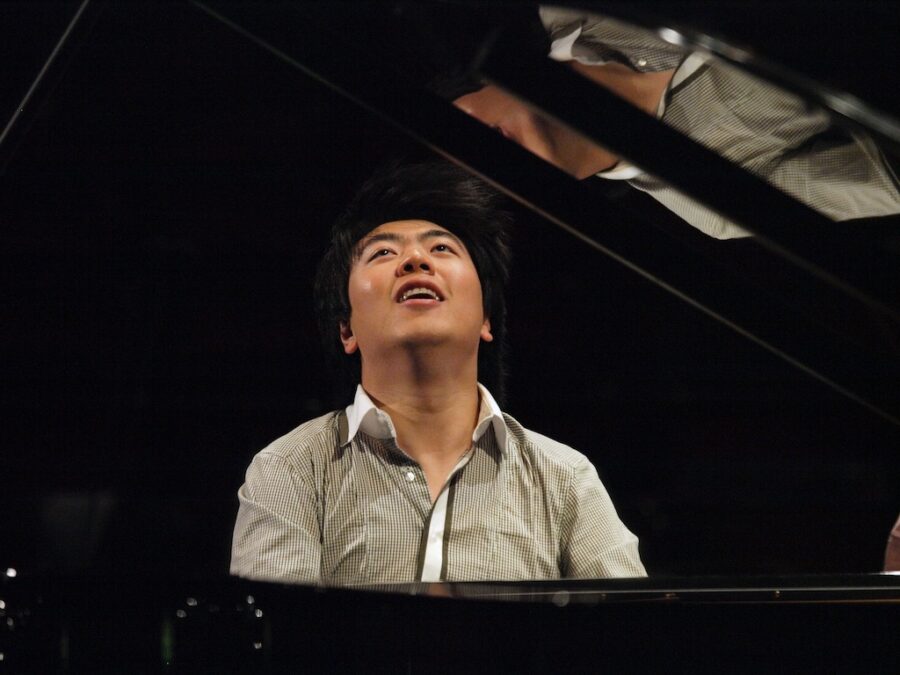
[[541, 6, 685, 71], [634, 57, 900, 238], [230, 406, 645, 585], [540, 6, 900, 239]]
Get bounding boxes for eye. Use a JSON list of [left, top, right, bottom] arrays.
[[432, 243, 454, 254], [368, 248, 394, 261]]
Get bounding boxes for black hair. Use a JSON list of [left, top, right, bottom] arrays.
[[314, 159, 513, 407]]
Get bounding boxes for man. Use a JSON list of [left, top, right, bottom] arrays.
[[230, 160, 645, 585], [452, 8, 900, 240]]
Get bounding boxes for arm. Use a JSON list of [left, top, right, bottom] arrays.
[[230, 451, 322, 584], [763, 132, 900, 222], [559, 455, 647, 578]]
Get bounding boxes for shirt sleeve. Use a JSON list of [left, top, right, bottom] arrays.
[[559, 455, 647, 578], [539, 6, 686, 71], [230, 450, 322, 584], [762, 132, 900, 222]]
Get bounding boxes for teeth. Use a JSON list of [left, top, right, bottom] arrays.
[[399, 287, 440, 302]]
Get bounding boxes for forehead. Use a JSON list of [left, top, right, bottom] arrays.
[[355, 219, 467, 251], [454, 85, 519, 116], [364, 219, 451, 237]]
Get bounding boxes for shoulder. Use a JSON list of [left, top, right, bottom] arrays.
[[253, 410, 342, 469], [502, 412, 593, 473]]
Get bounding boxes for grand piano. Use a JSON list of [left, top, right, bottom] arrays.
[[2, 1, 899, 671]]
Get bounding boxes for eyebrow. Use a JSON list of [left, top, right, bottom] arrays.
[[355, 228, 464, 256]]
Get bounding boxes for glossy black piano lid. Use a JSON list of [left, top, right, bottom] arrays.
[[183, 1, 900, 422], [1, 0, 899, 602], [3, 572, 899, 670]]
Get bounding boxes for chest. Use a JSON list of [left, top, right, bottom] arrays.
[[317, 448, 565, 584]]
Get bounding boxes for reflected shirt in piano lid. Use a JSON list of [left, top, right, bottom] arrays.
[[230, 384, 646, 586], [541, 7, 900, 240]]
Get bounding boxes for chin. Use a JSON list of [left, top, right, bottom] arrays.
[[397, 332, 451, 348]]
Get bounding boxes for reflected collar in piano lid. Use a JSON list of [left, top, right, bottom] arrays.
[[343, 383, 508, 454], [548, 23, 583, 62], [597, 160, 644, 180]]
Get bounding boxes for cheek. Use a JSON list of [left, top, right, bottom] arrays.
[[355, 278, 376, 295], [458, 270, 486, 318], [347, 274, 375, 306]]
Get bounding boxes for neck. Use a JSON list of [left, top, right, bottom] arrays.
[[360, 344, 481, 465], [569, 60, 675, 116]]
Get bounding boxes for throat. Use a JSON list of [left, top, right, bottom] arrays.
[[570, 61, 676, 116], [419, 450, 470, 503]]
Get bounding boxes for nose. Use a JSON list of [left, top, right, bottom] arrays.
[[396, 247, 433, 276]]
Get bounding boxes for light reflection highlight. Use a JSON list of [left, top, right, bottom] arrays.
[[657, 27, 685, 46]]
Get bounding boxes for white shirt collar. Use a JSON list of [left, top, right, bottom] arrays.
[[548, 23, 583, 62], [597, 161, 645, 180], [344, 383, 508, 455]]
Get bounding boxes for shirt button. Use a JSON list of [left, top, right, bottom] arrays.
[[637, 58, 648, 67], [405, 471, 415, 482]]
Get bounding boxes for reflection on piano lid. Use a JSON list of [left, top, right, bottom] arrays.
[[3, 3, 897, 424], [191, 1, 900, 427]]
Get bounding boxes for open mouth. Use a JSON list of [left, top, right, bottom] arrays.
[[397, 287, 443, 303]]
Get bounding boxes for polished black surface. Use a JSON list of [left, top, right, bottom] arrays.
[[268, 2, 900, 424], [2, 573, 899, 672]]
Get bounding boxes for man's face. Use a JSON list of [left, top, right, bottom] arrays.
[[454, 85, 617, 179], [340, 220, 492, 360]]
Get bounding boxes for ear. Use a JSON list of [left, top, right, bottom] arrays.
[[480, 317, 493, 343], [339, 321, 358, 354]]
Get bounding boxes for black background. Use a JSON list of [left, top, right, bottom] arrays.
[[2, 2, 899, 580]]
